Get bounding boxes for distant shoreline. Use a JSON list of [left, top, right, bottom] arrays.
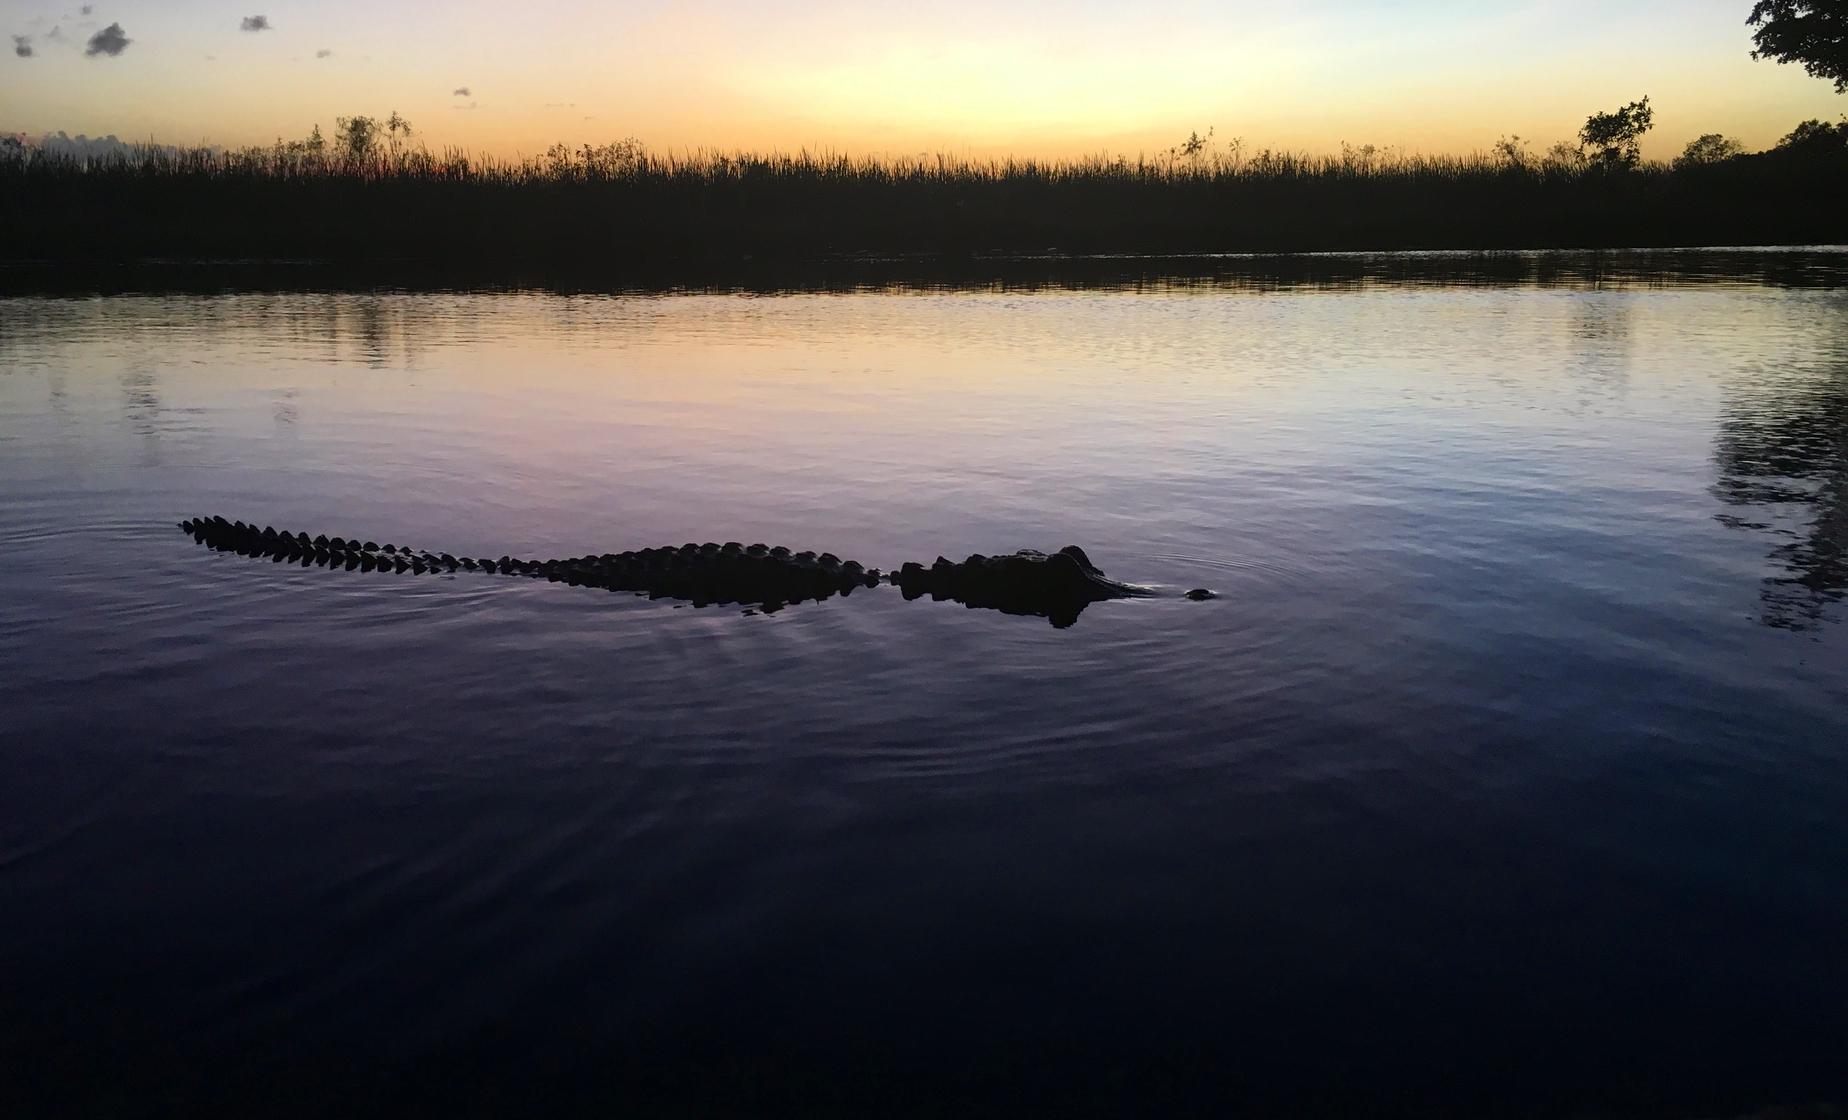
[[4, 143, 1845, 273]]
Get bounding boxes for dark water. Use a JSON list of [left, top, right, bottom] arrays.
[[3, 254, 1847, 1117]]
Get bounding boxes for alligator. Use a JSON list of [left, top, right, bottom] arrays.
[[177, 516, 1214, 627]]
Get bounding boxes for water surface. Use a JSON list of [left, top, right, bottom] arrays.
[[3, 255, 1846, 1115]]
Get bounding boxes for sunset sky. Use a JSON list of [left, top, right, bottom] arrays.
[[3, 0, 1842, 159]]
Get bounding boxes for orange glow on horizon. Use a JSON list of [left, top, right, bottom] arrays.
[[2, 0, 1842, 161]]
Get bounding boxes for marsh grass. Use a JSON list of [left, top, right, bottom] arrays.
[[3, 139, 1844, 264]]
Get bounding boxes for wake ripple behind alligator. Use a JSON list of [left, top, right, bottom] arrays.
[[178, 516, 1213, 627]]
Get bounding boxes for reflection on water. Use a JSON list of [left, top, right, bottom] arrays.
[[7, 246, 1848, 300], [2, 254, 1847, 1117], [1714, 351, 1848, 630]]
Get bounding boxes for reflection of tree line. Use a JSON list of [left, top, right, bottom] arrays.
[[9, 250, 1848, 302], [1713, 360, 1848, 630]]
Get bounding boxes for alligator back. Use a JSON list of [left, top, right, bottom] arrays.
[[179, 517, 877, 608]]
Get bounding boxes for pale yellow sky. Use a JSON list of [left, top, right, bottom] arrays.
[[3, 0, 1841, 158]]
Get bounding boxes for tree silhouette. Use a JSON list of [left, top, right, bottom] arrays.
[[333, 112, 412, 168], [334, 115, 378, 164], [1579, 97, 1654, 168], [1775, 117, 1848, 154], [1675, 133, 1745, 168], [1748, 1, 1848, 92]]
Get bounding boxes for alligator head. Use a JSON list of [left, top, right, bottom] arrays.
[[890, 545, 1153, 628]]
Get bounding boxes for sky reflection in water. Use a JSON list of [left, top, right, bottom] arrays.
[[1, 258, 1846, 1115]]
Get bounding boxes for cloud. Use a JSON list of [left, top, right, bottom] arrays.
[[240, 15, 271, 32], [84, 22, 128, 56], [315, 48, 332, 58], [12, 35, 32, 57], [80, 4, 93, 14], [452, 86, 470, 97]]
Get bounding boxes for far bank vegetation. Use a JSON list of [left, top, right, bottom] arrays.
[[3, 101, 1844, 262]]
